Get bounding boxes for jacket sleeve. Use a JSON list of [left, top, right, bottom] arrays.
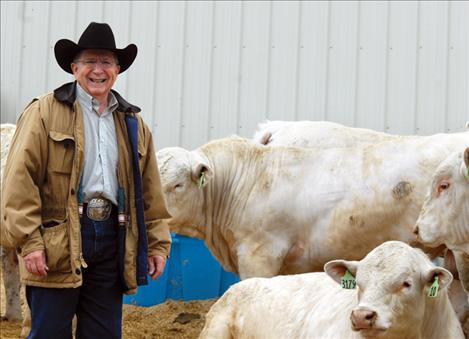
[[140, 121, 172, 258], [1, 100, 48, 256]]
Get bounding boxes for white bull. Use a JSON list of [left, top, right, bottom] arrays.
[[414, 147, 469, 253], [414, 147, 469, 300], [200, 241, 464, 339], [157, 132, 468, 279], [1, 123, 22, 322], [253, 120, 398, 147], [1, 123, 32, 338]]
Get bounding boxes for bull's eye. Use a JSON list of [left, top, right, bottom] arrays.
[[402, 281, 411, 289], [437, 181, 450, 195], [174, 183, 183, 190]]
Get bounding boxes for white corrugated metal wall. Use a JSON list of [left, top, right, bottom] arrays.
[[1, 0, 468, 149]]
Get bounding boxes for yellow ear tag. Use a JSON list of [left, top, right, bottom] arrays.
[[341, 270, 356, 289], [198, 172, 206, 189], [428, 276, 439, 298]]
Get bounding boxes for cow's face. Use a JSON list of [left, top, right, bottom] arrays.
[[414, 148, 469, 251], [157, 147, 213, 239], [325, 241, 453, 338]]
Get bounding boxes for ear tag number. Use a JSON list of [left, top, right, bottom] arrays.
[[198, 172, 206, 189], [341, 270, 356, 289], [428, 276, 439, 298]]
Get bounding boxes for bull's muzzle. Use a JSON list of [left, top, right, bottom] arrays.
[[350, 307, 378, 330]]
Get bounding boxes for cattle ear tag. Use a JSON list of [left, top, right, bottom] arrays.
[[341, 270, 356, 289], [428, 276, 439, 298], [198, 171, 206, 189]]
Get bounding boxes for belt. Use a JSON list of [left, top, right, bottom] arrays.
[[83, 197, 116, 221]]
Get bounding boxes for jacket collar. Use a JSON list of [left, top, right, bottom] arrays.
[[53, 81, 141, 113]]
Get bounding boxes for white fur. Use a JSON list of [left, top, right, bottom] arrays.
[[415, 148, 469, 253], [252, 120, 397, 147], [200, 241, 464, 339], [157, 131, 468, 279]]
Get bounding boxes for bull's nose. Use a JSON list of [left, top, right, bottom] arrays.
[[350, 308, 378, 330], [413, 225, 419, 236]]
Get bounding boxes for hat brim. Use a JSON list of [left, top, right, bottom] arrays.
[[54, 39, 137, 74]]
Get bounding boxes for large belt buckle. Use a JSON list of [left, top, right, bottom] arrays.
[[87, 198, 112, 221]]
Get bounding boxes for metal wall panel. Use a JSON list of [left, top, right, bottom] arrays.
[[238, 1, 271, 138], [209, 1, 242, 141], [355, 1, 388, 131], [446, 1, 469, 133], [1, 1, 24, 117], [267, 1, 300, 121], [297, 1, 329, 121], [1, 0, 468, 150], [326, 1, 359, 126]]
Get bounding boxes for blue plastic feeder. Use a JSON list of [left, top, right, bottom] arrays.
[[123, 234, 240, 306]]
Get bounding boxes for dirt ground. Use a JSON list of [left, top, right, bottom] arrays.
[[1, 270, 217, 339]]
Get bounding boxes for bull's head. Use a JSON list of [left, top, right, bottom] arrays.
[[157, 147, 213, 239], [414, 147, 469, 252]]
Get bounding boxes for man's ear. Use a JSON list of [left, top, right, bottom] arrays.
[[70, 63, 78, 75], [324, 260, 358, 285]]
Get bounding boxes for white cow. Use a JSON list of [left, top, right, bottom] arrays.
[[157, 132, 468, 279], [253, 120, 398, 147], [200, 241, 464, 339], [0, 123, 22, 322], [414, 147, 469, 253], [414, 147, 469, 301]]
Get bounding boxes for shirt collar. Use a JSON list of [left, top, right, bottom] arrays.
[[75, 82, 119, 116], [54, 81, 141, 114]]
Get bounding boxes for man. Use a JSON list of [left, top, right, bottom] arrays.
[[1, 22, 171, 338]]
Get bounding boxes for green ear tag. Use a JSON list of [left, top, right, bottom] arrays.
[[198, 172, 206, 189], [341, 270, 356, 289], [466, 167, 469, 177], [428, 276, 439, 298]]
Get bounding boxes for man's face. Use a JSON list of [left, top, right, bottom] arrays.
[[71, 49, 120, 103]]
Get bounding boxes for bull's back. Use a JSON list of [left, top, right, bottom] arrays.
[[201, 273, 357, 339]]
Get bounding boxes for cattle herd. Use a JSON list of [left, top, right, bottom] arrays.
[[1, 121, 468, 338]]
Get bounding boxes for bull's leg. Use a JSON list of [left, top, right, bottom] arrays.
[[1, 246, 22, 321], [236, 241, 284, 279], [199, 294, 234, 339]]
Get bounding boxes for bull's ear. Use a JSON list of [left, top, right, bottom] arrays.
[[191, 162, 213, 188], [324, 260, 358, 285], [461, 147, 469, 181], [424, 267, 453, 292]]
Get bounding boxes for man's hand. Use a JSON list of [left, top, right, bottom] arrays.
[[24, 250, 49, 276], [147, 255, 166, 280]]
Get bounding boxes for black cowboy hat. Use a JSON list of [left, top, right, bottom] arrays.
[[54, 22, 137, 74]]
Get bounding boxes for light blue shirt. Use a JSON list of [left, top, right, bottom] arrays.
[[76, 83, 119, 205]]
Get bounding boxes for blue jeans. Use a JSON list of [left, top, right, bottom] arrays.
[[27, 209, 123, 339]]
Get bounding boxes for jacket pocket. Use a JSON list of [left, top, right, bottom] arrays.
[[48, 131, 75, 174], [41, 221, 71, 273]]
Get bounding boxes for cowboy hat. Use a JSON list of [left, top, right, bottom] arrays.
[[54, 22, 137, 74]]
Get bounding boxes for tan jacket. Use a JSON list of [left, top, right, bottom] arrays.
[[1, 82, 171, 293]]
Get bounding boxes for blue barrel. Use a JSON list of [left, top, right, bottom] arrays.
[[123, 234, 240, 306]]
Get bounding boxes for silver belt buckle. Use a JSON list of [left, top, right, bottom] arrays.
[[86, 198, 112, 221]]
